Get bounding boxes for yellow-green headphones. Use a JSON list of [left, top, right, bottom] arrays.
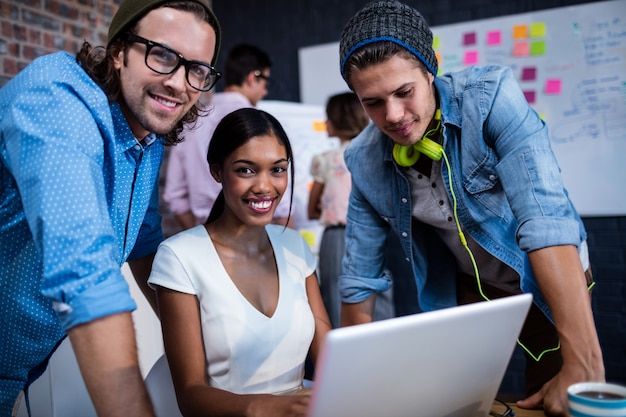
[[392, 109, 443, 167]]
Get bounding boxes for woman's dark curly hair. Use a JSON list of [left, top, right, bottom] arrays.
[[75, 1, 217, 145]]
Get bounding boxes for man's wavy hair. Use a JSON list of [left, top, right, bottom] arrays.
[[75, 1, 218, 145]]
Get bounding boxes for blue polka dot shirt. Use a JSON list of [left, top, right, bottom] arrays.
[[0, 51, 165, 405]]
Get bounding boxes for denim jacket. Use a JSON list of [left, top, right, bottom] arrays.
[[340, 65, 586, 321]]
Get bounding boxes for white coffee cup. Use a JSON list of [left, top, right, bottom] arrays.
[[568, 382, 626, 417]]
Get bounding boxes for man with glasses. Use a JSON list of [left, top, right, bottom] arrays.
[[0, 0, 220, 415], [162, 43, 293, 231]]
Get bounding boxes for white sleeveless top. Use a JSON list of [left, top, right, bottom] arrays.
[[148, 224, 316, 394]]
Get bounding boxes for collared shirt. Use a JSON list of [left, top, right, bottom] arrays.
[[0, 52, 164, 407], [340, 65, 587, 320]]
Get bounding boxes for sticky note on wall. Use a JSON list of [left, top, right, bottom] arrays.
[[530, 40, 546, 55], [512, 24, 528, 39], [529, 22, 546, 38], [486, 30, 502, 46], [433, 36, 441, 50], [513, 42, 530, 57], [545, 79, 562, 94], [464, 50, 479, 65], [521, 67, 537, 81], [523, 90, 536, 104], [463, 32, 477, 46]]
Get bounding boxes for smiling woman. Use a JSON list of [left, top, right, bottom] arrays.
[[148, 108, 332, 417]]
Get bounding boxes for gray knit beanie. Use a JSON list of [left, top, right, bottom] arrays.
[[107, 0, 221, 65], [340, 0, 437, 79]]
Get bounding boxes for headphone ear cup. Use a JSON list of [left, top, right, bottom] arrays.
[[414, 137, 443, 161], [393, 143, 420, 167]]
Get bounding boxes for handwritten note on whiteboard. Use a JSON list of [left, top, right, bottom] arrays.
[[429, 0, 626, 216]]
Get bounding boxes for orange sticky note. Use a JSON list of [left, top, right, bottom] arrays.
[[545, 79, 562, 94], [512, 24, 528, 39]]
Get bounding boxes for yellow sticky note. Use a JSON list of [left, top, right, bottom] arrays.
[[300, 230, 316, 248], [530, 22, 546, 38], [433, 36, 441, 50], [312, 120, 326, 132]]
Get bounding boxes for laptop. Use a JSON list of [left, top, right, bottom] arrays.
[[307, 293, 532, 417]]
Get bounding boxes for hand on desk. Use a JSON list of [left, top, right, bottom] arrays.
[[516, 361, 604, 417]]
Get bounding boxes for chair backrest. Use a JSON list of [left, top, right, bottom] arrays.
[[144, 354, 183, 417]]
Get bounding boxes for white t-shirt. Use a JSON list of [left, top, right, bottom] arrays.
[[148, 224, 316, 394]]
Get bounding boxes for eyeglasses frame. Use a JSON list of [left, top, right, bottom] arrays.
[[126, 33, 222, 92], [489, 398, 515, 417], [254, 70, 271, 86]]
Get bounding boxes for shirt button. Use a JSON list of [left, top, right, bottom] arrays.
[[405, 257, 410, 262], [447, 216, 453, 222], [489, 174, 497, 181], [401, 198, 408, 203], [134, 144, 141, 151], [401, 232, 408, 238], [417, 174, 423, 179], [431, 183, 436, 188], [438, 200, 444, 206]]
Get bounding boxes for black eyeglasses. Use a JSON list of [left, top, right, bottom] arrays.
[[127, 33, 221, 92], [254, 70, 271, 86], [489, 399, 515, 417]]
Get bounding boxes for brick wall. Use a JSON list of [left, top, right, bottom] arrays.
[[0, 0, 118, 87]]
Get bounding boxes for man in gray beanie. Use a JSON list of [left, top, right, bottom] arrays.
[[337, 2, 604, 416], [0, 1, 220, 415]]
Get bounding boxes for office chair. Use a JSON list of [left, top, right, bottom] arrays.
[[144, 354, 183, 417]]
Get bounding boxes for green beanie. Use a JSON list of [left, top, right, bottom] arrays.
[[107, 0, 221, 65]]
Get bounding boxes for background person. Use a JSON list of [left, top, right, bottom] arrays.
[[337, 2, 604, 416], [307, 92, 394, 328], [0, 0, 221, 415], [163, 43, 293, 232], [149, 108, 330, 417]]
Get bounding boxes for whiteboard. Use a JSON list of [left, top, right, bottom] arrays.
[[298, 0, 626, 216]]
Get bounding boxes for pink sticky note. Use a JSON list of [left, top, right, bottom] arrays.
[[463, 32, 477, 46], [545, 79, 562, 94], [521, 67, 537, 81], [463, 50, 478, 65], [486, 31, 501, 46], [513, 42, 530, 57], [523, 90, 536, 104]]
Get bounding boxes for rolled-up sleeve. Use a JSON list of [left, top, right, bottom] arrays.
[[4, 66, 141, 330]]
